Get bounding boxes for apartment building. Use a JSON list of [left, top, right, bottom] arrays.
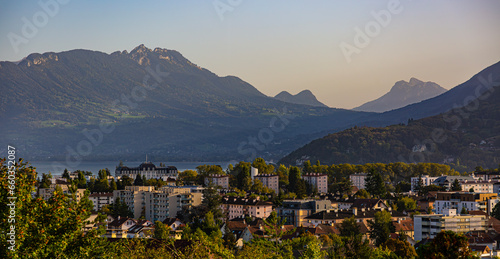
[[277, 199, 332, 227], [350, 173, 368, 190], [414, 209, 487, 241], [144, 187, 201, 222], [254, 174, 279, 194], [221, 196, 273, 220], [410, 175, 440, 192], [205, 174, 229, 189], [89, 192, 114, 211], [461, 180, 496, 193], [434, 192, 498, 215], [302, 173, 328, 194], [113, 186, 155, 218]]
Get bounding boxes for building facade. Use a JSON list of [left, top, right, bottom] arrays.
[[221, 196, 273, 220], [89, 192, 114, 211], [414, 209, 487, 241], [434, 192, 498, 215], [410, 175, 440, 192], [254, 174, 279, 194], [302, 173, 328, 194], [204, 174, 229, 189], [115, 162, 178, 180], [277, 199, 332, 227], [350, 173, 368, 190]]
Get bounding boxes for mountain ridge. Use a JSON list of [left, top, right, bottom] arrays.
[[274, 89, 328, 107], [279, 83, 500, 171], [353, 78, 447, 113]]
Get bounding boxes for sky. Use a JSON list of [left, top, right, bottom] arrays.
[[1, 0, 500, 109]]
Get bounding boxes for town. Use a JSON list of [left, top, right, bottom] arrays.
[[24, 158, 500, 258]]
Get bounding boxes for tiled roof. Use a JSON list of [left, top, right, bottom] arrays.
[[162, 217, 181, 226], [89, 192, 114, 197], [222, 196, 273, 206], [393, 219, 414, 232], [351, 199, 383, 209], [305, 209, 405, 220], [108, 217, 136, 227], [468, 210, 487, 216]]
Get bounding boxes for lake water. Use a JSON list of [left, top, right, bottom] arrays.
[[27, 160, 231, 176]]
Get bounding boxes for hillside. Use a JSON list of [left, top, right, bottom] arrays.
[[353, 78, 446, 113], [274, 90, 328, 108], [279, 84, 500, 171], [0, 45, 371, 161]]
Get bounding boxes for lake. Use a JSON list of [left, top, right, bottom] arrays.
[[26, 160, 232, 176]]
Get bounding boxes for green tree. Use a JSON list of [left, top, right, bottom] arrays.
[[417, 230, 474, 259], [179, 169, 198, 185], [222, 221, 236, 249], [134, 174, 144, 186], [288, 166, 301, 193], [368, 210, 394, 247], [109, 198, 134, 218], [396, 197, 417, 212], [110, 178, 118, 191], [0, 159, 108, 258], [491, 202, 500, 220], [295, 179, 307, 199], [153, 221, 171, 240], [39, 172, 52, 188], [201, 183, 224, 220], [469, 187, 475, 193], [451, 179, 462, 191], [62, 169, 70, 179], [381, 238, 417, 259], [355, 189, 371, 199], [366, 171, 386, 198], [339, 216, 360, 237], [252, 157, 275, 175]]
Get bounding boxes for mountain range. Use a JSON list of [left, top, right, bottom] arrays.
[[279, 81, 500, 171], [0, 45, 370, 162], [1, 45, 499, 165], [353, 78, 447, 113], [274, 90, 328, 108]]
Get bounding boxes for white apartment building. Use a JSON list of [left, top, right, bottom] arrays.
[[254, 174, 279, 194], [89, 192, 114, 211], [461, 180, 496, 193], [113, 186, 155, 218], [144, 187, 202, 222], [302, 173, 328, 194], [114, 185, 202, 221], [410, 175, 440, 192], [204, 174, 229, 189], [349, 173, 368, 190], [414, 209, 487, 241], [433, 192, 498, 215]]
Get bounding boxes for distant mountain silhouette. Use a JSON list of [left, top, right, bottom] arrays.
[[274, 90, 328, 107], [280, 83, 500, 171], [0, 45, 369, 162], [353, 78, 446, 113]]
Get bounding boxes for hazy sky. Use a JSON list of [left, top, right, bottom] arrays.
[[1, 0, 500, 109]]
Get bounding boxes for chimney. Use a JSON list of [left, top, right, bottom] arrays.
[[353, 208, 357, 216]]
